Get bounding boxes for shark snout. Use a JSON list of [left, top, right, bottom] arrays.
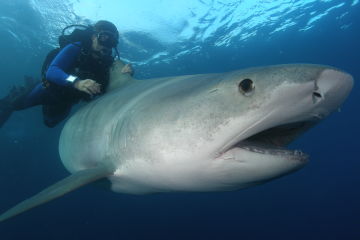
[[315, 69, 353, 103], [308, 68, 354, 119]]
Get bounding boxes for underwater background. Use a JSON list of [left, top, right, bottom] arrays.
[[0, 0, 359, 239]]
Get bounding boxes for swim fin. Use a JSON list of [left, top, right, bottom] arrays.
[[0, 76, 38, 128], [0, 95, 14, 128]]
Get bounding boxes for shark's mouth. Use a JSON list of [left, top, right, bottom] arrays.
[[231, 121, 316, 161]]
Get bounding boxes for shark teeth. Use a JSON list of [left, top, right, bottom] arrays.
[[235, 141, 307, 158], [226, 121, 314, 160]]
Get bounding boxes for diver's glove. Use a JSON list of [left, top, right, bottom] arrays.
[[74, 79, 102, 97]]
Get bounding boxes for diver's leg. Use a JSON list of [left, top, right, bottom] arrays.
[[42, 103, 72, 128], [13, 83, 46, 110]]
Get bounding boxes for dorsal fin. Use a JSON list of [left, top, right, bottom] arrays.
[[106, 60, 137, 92], [0, 165, 113, 222]]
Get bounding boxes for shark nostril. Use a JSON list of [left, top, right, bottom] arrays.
[[313, 92, 322, 99], [312, 91, 323, 103]]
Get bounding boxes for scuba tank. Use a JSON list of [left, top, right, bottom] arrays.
[[41, 25, 93, 87]]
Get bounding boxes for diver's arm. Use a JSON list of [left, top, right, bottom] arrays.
[[45, 43, 81, 87], [73, 79, 100, 96]]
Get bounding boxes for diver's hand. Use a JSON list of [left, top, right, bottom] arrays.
[[74, 79, 101, 96], [121, 64, 134, 76]]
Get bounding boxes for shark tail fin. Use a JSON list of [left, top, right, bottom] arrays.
[[0, 165, 113, 222]]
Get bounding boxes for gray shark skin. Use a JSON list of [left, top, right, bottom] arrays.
[[0, 61, 353, 221], [61, 61, 353, 192]]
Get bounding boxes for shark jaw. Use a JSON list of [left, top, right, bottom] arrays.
[[216, 121, 312, 164], [205, 120, 316, 192]]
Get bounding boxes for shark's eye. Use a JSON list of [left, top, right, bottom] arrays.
[[239, 79, 255, 96]]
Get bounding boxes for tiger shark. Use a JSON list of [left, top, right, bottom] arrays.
[[0, 61, 353, 221]]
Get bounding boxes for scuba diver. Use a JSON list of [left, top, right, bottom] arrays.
[[0, 20, 132, 128]]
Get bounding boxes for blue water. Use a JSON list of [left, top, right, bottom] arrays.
[[0, 0, 359, 239]]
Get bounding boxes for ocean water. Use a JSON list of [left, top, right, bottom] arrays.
[[0, 0, 359, 239]]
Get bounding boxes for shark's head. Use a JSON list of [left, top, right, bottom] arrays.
[[113, 64, 353, 193]]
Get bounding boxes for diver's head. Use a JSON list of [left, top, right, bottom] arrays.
[[91, 20, 119, 58]]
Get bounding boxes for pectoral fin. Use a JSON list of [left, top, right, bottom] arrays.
[[0, 165, 113, 222]]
